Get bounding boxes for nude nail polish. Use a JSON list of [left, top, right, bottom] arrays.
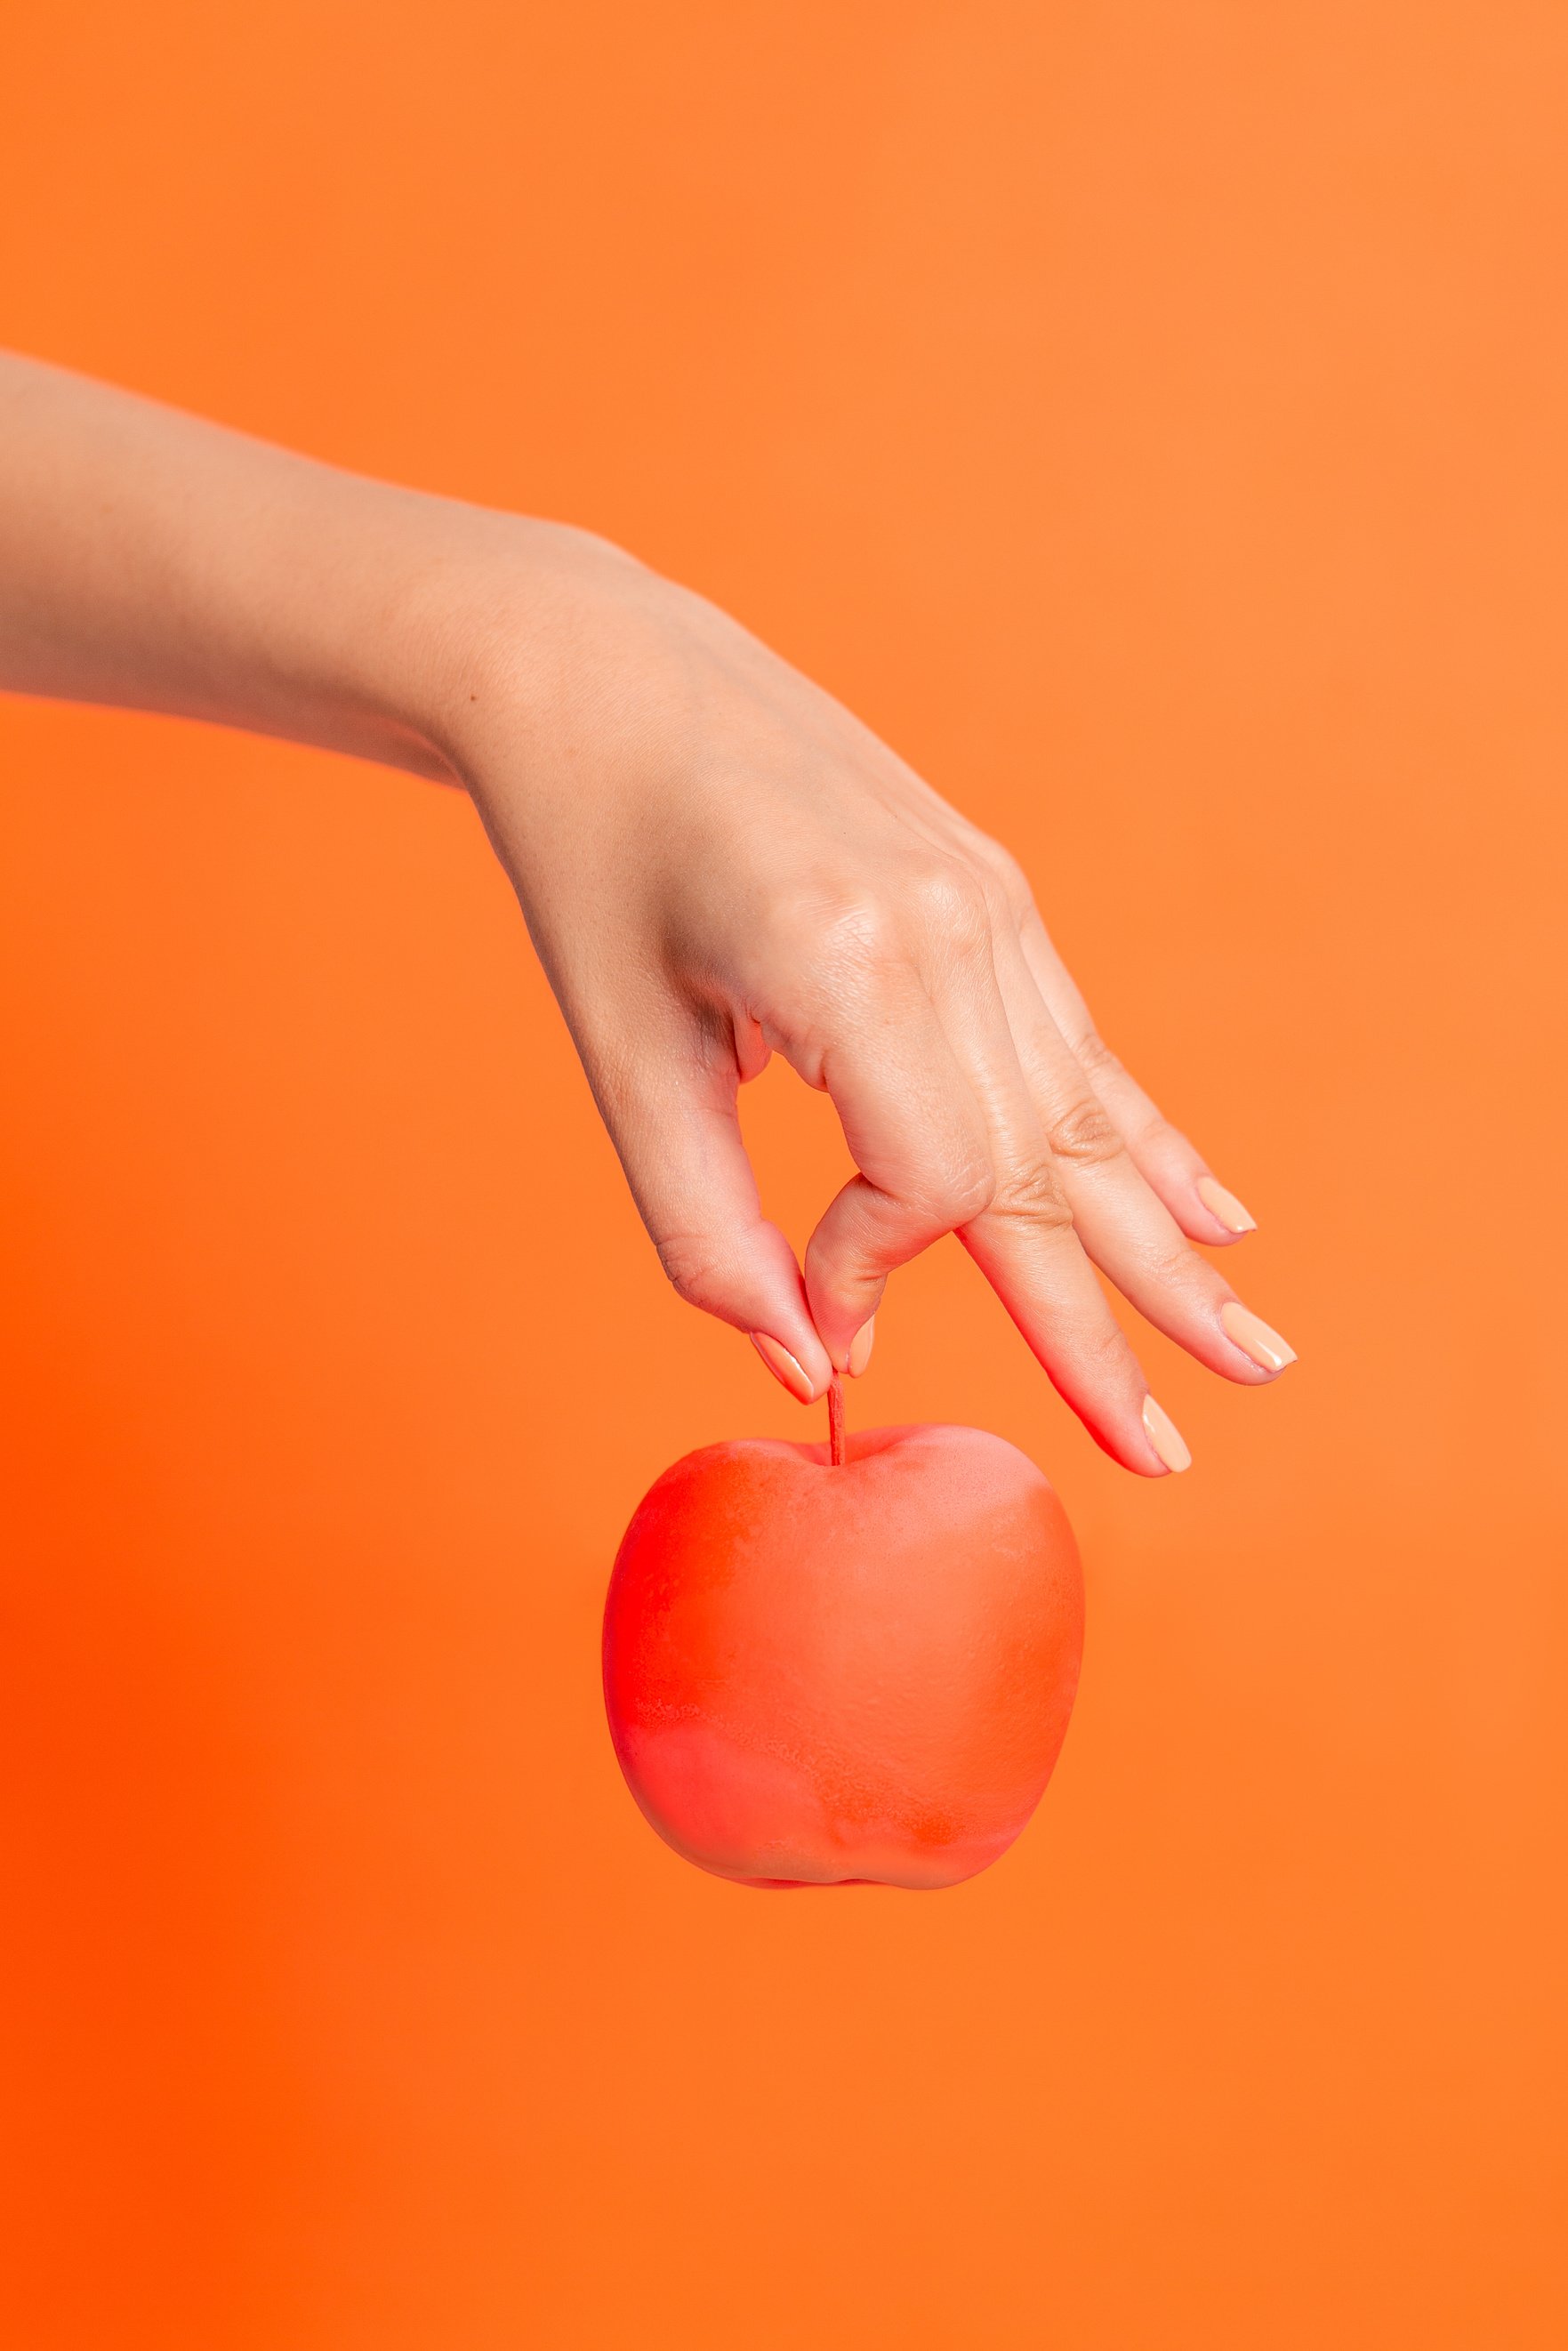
[[1196, 1175, 1257, 1235], [749, 1332, 816, 1403], [1142, 1396, 1193, 1474], [847, 1317, 876, 1378], [1219, 1301, 1297, 1373]]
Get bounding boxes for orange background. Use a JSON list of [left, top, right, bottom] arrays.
[[2, 5, 1565, 2345]]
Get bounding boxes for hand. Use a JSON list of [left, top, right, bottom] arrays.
[[0, 356, 1291, 1472], [438, 522, 1296, 1475]]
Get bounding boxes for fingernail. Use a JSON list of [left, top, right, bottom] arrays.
[[749, 1332, 816, 1404], [1142, 1396, 1193, 1474], [847, 1317, 876, 1378], [1219, 1301, 1297, 1373], [1196, 1175, 1257, 1234]]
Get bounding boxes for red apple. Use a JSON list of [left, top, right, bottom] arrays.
[[602, 1418, 1083, 1889]]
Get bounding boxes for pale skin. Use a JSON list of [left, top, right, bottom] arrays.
[[0, 354, 1295, 1475]]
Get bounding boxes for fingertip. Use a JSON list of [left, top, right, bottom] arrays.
[[1124, 1132, 1255, 1248], [1086, 1414, 1178, 1478], [1141, 1395, 1193, 1475], [1194, 1175, 1258, 1236], [802, 1246, 887, 1379], [1218, 1301, 1297, 1375], [749, 1329, 828, 1404], [1042, 1364, 1180, 1478]]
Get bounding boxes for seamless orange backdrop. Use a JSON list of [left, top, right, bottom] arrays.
[[2, 5, 1565, 2347]]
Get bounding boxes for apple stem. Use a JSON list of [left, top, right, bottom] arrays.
[[827, 1375, 846, 1467]]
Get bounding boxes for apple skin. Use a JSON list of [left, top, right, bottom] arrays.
[[603, 1422, 1084, 1889]]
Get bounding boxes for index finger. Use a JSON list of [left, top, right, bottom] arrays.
[[792, 970, 995, 1373]]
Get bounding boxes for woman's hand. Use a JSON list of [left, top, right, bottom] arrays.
[[0, 354, 1293, 1473], [438, 523, 1295, 1475]]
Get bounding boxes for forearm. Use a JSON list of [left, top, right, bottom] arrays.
[[0, 350, 517, 782]]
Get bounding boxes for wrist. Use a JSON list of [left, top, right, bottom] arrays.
[[394, 511, 653, 782]]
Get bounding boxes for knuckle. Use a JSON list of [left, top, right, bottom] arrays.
[[907, 1153, 996, 1232], [1152, 1251, 1212, 1307], [764, 879, 897, 970], [905, 858, 992, 952], [1162, 1244, 1236, 1322], [1072, 1027, 1123, 1084], [973, 839, 1034, 921], [1042, 1093, 1125, 1170], [1082, 1316, 1137, 1378], [653, 1230, 730, 1313], [941, 1156, 999, 1227], [1138, 1110, 1185, 1157], [986, 1152, 1075, 1233], [809, 890, 907, 985], [1146, 1234, 1206, 1296]]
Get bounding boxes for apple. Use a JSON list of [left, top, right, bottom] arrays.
[[602, 1403, 1084, 1888]]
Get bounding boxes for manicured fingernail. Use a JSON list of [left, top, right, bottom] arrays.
[[1196, 1175, 1257, 1234], [847, 1317, 876, 1377], [1219, 1301, 1297, 1373], [1142, 1396, 1193, 1474], [749, 1332, 816, 1403]]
